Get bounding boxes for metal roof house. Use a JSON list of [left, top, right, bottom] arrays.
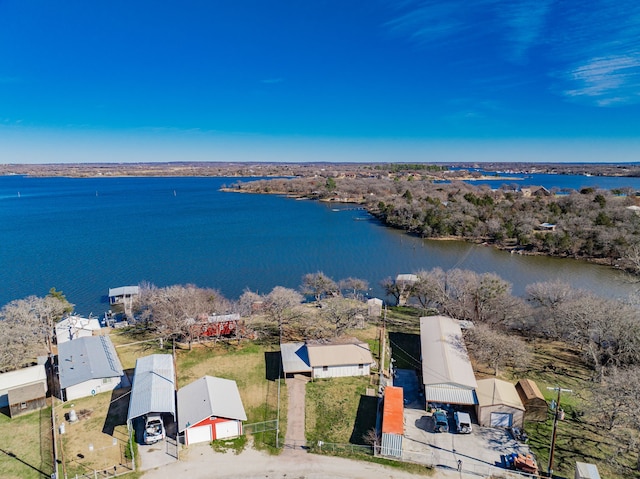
[[177, 376, 247, 445], [55, 315, 101, 344], [380, 386, 404, 458], [419, 315, 478, 406], [0, 364, 48, 417], [476, 378, 525, 428], [57, 336, 126, 401], [127, 354, 176, 431], [280, 340, 374, 379]]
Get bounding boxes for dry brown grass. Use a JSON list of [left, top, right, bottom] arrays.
[[55, 389, 132, 477]]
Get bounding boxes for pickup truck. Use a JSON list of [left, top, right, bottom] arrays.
[[143, 415, 165, 444]]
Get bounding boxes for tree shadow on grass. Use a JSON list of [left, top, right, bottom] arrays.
[[349, 394, 378, 445], [388, 332, 421, 370], [0, 448, 50, 478], [102, 387, 131, 437], [264, 351, 282, 381]]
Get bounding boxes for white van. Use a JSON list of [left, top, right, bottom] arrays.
[[454, 411, 472, 434]]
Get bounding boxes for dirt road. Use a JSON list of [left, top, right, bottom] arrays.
[[141, 444, 463, 479]]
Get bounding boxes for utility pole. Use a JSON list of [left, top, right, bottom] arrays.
[[378, 306, 387, 396], [547, 386, 572, 478]]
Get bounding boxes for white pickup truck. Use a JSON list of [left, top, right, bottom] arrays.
[[144, 415, 165, 444]]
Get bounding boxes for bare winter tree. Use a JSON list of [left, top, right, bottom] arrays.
[[0, 292, 71, 371], [412, 268, 448, 311], [263, 286, 304, 341], [137, 284, 224, 349], [319, 297, 367, 337], [301, 272, 338, 302], [465, 324, 530, 376], [338, 277, 369, 300]]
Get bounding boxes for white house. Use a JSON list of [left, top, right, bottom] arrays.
[[55, 315, 101, 344], [281, 339, 374, 379], [419, 315, 478, 407], [57, 336, 127, 401], [177, 376, 247, 445]]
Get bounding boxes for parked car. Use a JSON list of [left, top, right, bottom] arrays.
[[433, 410, 449, 433], [143, 415, 165, 444], [454, 411, 472, 434]]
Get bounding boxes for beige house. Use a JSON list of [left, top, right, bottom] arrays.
[[280, 339, 374, 379], [476, 378, 525, 428]]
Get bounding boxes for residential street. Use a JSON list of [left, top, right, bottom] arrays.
[[141, 443, 464, 479]]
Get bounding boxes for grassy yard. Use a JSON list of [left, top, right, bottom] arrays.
[[0, 406, 54, 479], [505, 340, 640, 479], [306, 376, 376, 445]]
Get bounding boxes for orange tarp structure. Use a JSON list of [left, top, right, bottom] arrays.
[[382, 386, 404, 434]]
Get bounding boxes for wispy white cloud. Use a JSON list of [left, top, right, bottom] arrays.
[[561, 54, 640, 106], [550, 0, 640, 106], [384, 0, 551, 60], [260, 78, 284, 84], [498, 0, 554, 63]]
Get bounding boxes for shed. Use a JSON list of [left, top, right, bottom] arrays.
[[575, 462, 601, 479], [476, 378, 525, 428], [127, 354, 176, 431], [177, 376, 247, 445], [516, 379, 547, 422], [55, 315, 101, 344], [58, 336, 127, 401], [419, 316, 478, 407], [0, 365, 48, 417], [380, 386, 403, 457], [367, 298, 383, 318]]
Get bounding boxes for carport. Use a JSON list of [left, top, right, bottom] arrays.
[[419, 316, 478, 407], [126, 354, 176, 437]]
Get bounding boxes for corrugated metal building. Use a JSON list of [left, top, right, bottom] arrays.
[[58, 336, 126, 401], [177, 376, 247, 445], [127, 354, 176, 430], [419, 316, 478, 407], [476, 378, 525, 428], [380, 386, 404, 457]]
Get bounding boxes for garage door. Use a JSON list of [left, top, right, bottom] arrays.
[[490, 412, 513, 427], [215, 421, 240, 439], [186, 425, 212, 444]]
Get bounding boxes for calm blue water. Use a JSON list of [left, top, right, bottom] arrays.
[[460, 171, 640, 191], [0, 175, 635, 315]]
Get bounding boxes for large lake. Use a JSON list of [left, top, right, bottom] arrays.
[[0, 175, 636, 315]]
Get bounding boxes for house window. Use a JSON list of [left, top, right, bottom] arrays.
[[20, 402, 27, 409], [102, 377, 112, 384], [358, 364, 364, 369], [323, 366, 328, 371]]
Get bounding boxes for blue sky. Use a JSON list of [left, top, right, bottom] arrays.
[[1, 1, 639, 163]]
